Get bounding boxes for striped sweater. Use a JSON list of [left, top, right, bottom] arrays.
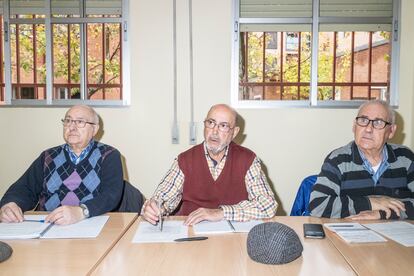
[[310, 142, 414, 219]]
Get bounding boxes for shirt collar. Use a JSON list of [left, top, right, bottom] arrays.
[[64, 139, 95, 165], [357, 145, 388, 169], [203, 141, 229, 166]]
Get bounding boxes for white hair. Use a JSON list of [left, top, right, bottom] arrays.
[[357, 100, 395, 124]]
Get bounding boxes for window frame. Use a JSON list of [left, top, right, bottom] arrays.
[[1, 0, 130, 107], [231, 0, 401, 108]]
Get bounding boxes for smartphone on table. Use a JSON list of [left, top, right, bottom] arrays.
[[303, 223, 325, 239]]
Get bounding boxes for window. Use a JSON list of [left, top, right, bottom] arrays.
[[0, 0, 130, 106], [232, 0, 400, 107]]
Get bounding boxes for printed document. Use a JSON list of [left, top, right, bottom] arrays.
[[132, 220, 188, 243], [324, 222, 386, 243], [42, 215, 109, 239], [0, 215, 109, 239], [364, 221, 414, 247]]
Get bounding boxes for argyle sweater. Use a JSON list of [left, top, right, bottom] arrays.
[[310, 142, 414, 219], [0, 141, 123, 217]]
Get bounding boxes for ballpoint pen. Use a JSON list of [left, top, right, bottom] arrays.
[[158, 199, 164, 232]]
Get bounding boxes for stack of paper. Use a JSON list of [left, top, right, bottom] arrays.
[[364, 221, 414, 247], [323, 222, 387, 243]]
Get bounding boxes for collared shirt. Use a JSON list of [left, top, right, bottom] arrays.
[[151, 142, 277, 221], [358, 146, 390, 184], [64, 139, 95, 165]]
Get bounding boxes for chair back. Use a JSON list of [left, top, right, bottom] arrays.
[[114, 180, 144, 213], [290, 175, 317, 216]]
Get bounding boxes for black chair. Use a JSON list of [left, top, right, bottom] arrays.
[[114, 180, 144, 213]]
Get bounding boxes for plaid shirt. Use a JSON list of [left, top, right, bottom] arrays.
[[151, 142, 277, 221]]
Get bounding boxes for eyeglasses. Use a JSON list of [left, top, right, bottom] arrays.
[[61, 118, 96, 128], [204, 119, 234, 132], [355, 116, 391, 130]]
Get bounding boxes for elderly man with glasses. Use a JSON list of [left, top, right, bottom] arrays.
[[0, 105, 123, 225], [310, 100, 414, 220], [142, 104, 277, 225]]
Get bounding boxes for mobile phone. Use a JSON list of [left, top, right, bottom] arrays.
[[303, 223, 325, 239]]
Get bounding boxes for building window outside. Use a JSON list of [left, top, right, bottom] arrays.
[[233, 0, 399, 107], [0, 0, 129, 106]]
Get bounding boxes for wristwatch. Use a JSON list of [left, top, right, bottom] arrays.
[[80, 204, 90, 218]]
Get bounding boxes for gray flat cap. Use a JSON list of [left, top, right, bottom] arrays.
[[247, 222, 303, 265]]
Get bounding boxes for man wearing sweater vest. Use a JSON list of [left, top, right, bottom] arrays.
[[0, 105, 123, 225], [310, 100, 414, 220], [142, 104, 277, 225]]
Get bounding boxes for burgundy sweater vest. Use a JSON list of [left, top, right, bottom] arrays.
[[176, 142, 256, 215]]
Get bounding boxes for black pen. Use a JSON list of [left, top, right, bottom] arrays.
[[174, 236, 208, 242]]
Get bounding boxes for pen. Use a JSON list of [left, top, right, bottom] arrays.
[[158, 199, 163, 232], [174, 236, 208, 242], [39, 222, 54, 237], [24, 219, 45, 223]]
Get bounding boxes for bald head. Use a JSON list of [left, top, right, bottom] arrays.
[[66, 105, 100, 125], [206, 104, 238, 127]]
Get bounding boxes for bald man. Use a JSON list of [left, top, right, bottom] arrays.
[[142, 104, 278, 225], [310, 100, 414, 220], [0, 105, 123, 225]]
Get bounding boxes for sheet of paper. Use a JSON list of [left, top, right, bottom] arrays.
[[192, 220, 234, 235], [132, 220, 188, 243], [324, 222, 367, 232], [231, 220, 263, 233], [335, 229, 387, 243], [364, 221, 414, 247], [42, 216, 109, 239], [0, 215, 51, 239]]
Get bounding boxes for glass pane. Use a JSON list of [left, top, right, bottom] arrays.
[[10, 23, 46, 100], [353, 86, 369, 99], [371, 31, 390, 83], [52, 24, 81, 99], [247, 32, 263, 83], [318, 32, 334, 83], [318, 86, 334, 100], [264, 85, 281, 100], [240, 31, 311, 101], [334, 86, 351, 100], [353, 32, 369, 82], [335, 32, 351, 83], [282, 86, 299, 100], [87, 23, 122, 100]]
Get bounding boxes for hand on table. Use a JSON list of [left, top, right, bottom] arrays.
[[45, 205, 84, 225], [368, 196, 405, 219], [347, 210, 381, 220], [0, 202, 24, 223], [184, 208, 224, 226]]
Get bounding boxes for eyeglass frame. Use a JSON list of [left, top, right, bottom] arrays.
[[61, 118, 97, 128], [203, 119, 235, 133], [355, 116, 391, 130]]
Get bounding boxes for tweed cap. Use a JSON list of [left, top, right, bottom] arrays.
[[247, 222, 303, 265], [0, 241, 12, 263]]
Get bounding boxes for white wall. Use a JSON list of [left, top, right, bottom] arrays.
[[0, 0, 413, 215]]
